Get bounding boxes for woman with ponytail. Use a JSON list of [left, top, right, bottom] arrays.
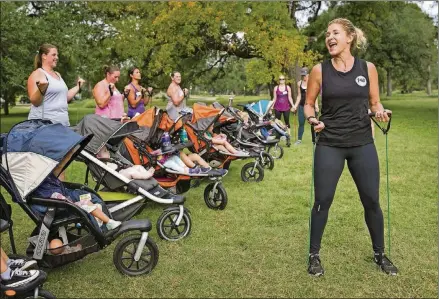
[[124, 67, 152, 118], [27, 43, 85, 126], [304, 18, 397, 277], [93, 65, 127, 120]]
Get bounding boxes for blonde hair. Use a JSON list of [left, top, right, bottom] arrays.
[[328, 18, 367, 52], [34, 43, 57, 70]]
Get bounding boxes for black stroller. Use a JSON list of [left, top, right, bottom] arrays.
[[0, 120, 159, 277]]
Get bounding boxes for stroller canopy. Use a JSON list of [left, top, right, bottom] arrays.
[[1, 120, 89, 199], [73, 114, 140, 154], [245, 100, 272, 118], [191, 103, 231, 131]]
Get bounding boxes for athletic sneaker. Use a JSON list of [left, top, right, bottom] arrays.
[[200, 167, 212, 174], [374, 253, 398, 275], [2, 269, 41, 287], [8, 259, 37, 271], [106, 219, 122, 231], [308, 254, 324, 277], [294, 140, 302, 145], [189, 166, 201, 174]]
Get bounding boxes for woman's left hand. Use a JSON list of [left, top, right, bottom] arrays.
[[77, 77, 86, 87], [375, 109, 391, 122], [121, 113, 130, 123]]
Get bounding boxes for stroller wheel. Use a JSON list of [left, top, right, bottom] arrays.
[[258, 152, 275, 170], [23, 289, 56, 299], [241, 162, 264, 182], [157, 209, 192, 241], [204, 183, 228, 210], [113, 235, 159, 276], [268, 144, 284, 159]]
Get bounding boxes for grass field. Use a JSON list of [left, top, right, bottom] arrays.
[[0, 92, 437, 298]]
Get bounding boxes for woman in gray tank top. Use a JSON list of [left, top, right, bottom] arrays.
[[27, 43, 85, 127], [166, 71, 188, 120]]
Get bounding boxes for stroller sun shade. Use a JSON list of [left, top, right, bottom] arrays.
[[191, 103, 232, 131], [245, 100, 272, 118], [1, 119, 91, 200], [72, 114, 141, 155]]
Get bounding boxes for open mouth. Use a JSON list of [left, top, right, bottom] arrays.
[[328, 41, 337, 50]]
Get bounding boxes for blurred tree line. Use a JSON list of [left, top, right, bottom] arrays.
[[1, 1, 436, 114]]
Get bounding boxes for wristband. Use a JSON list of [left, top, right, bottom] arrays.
[[306, 116, 317, 121]]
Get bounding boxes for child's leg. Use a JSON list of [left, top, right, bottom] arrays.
[[0, 253, 7, 274], [1, 248, 8, 262], [187, 153, 210, 168], [223, 141, 238, 154], [213, 144, 230, 153], [90, 207, 110, 224], [180, 152, 196, 168]]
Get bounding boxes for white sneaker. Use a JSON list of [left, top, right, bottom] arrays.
[[106, 219, 122, 230], [8, 259, 38, 271]]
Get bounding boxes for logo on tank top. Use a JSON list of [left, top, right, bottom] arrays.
[[355, 76, 367, 87]]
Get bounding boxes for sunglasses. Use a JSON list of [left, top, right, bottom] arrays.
[[279, 78, 285, 80]]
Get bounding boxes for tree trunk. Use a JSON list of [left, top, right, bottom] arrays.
[[268, 83, 274, 99], [386, 69, 392, 97], [379, 82, 384, 95], [3, 101, 9, 115], [427, 64, 432, 96]]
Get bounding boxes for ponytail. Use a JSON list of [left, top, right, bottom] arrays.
[[34, 43, 57, 70]]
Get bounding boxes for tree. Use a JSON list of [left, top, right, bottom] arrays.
[[0, 2, 107, 114], [86, 1, 318, 94], [303, 1, 437, 96]]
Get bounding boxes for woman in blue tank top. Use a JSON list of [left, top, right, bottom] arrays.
[[27, 44, 85, 127], [303, 18, 397, 277]]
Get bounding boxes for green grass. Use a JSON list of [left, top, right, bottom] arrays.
[[1, 92, 437, 298]]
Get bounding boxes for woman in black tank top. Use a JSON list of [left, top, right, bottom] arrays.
[[302, 18, 397, 277]]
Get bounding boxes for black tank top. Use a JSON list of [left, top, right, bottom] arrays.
[[299, 81, 306, 106], [318, 57, 373, 147]]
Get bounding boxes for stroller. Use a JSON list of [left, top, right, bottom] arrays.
[[239, 99, 290, 156], [72, 114, 192, 241], [180, 102, 267, 182], [122, 107, 229, 210], [0, 120, 158, 276], [210, 100, 275, 169]]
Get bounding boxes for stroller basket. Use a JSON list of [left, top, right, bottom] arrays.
[[26, 226, 99, 268]]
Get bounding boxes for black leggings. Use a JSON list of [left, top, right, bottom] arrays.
[[274, 110, 290, 128], [310, 143, 384, 254]]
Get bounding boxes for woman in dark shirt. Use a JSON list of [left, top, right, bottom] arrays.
[[304, 18, 397, 277]]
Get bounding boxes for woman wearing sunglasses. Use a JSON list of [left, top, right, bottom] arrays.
[[271, 75, 295, 137]]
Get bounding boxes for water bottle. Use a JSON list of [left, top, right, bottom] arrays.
[[161, 132, 171, 149], [180, 128, 188, 143]]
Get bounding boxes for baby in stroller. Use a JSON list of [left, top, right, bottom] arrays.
[[30, 147, 121, 232]]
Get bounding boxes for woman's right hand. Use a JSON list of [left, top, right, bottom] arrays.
[[313, 120, 325, 133], [123, 86, 131, 98], [36, 80, 49, 95]]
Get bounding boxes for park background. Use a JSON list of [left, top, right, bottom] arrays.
[[0, 1, 438, 298]]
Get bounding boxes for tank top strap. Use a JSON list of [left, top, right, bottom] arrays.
[[130, 82, 139, 93]]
